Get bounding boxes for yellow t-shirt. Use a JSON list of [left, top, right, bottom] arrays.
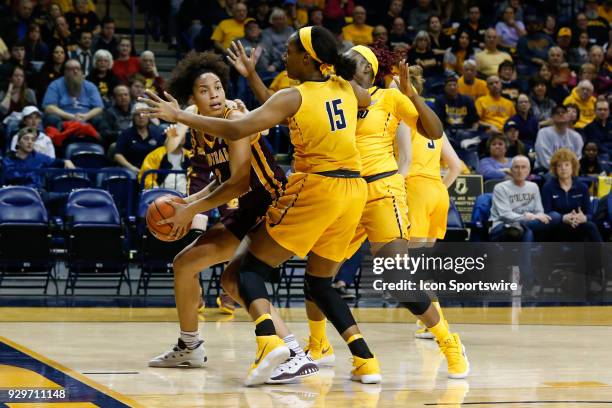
[[356, 87, 418, 176], [211, 18, 247, 50], [56, 0, 96, 13], [475, 95, 516, 131], [408, 132, 442, 180], [269, 71, 300, 92], [342, 24, 374, 46], [474, 50, 513, 78], [457, 77, 488, 100], [563, 89, 596, 129], [289, 76, 360, 173]]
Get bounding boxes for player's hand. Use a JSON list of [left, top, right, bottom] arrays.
[[234, 98, 248, 113], [138, 90, 180, 123], [395, 59, 417, 98], [226, 41, 259, 78], [156, 199, 194, 239]]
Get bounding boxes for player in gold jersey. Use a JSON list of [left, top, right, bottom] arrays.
[[140, 26, 381, 386]]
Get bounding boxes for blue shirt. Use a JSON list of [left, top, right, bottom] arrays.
[[508, 113, 539, 147], [2, 151, 64, 189], [541, 178, 591, 218], [42, 77, 104, 115], [116, 125, 165, 168]]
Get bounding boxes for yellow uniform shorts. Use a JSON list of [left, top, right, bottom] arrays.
[[405, 175, 449, 240], [346, 173, 410, 258], [265, 172, 367, 262]]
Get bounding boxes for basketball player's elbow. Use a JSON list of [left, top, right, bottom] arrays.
[[227, 173, 250, 195]]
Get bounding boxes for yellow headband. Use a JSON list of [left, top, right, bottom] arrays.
[[351, 45, 378, 81], [298, 26, 322, 64]]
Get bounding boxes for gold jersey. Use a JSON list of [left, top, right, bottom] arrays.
[[288, 76, 361, 173], [356, 87, 419, 177], [407, 130, 442, 181]]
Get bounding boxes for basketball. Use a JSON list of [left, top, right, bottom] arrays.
[[146, 195, 190, 242]]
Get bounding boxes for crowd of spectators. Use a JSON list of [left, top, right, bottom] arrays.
[[0, 0, 611, 244]]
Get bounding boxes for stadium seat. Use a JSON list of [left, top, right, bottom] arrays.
[[65, 142, 107, 168], [64, 189, 130, 294], [97, 168, 137, 218], [443, 199, 469, 241], [484, 178, 504, 193], [0, 186, 56, 293], [48, 172, 92, 193], [135, 189, 202, 295], [469, 193, 493, 242]]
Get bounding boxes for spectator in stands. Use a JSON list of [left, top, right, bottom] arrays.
[[569, 31, 590, 71], [577, 63, 598, 90], [50, 16, 76, 53], [580, 141, 607, 176], [139, 140, 190, 193], [2, 126, 74, 190], [323, 0, 354, 29], [69, 30, 93, 76], [476, 75, 516, 135], [495, 0, 524, 22], [114, 102, 164, 174], [475, 28, 512, 78], [24, 23, 48, 63], [128, 73, 146, 101], [408, 31, 443, 80], [458, 60, 487, 100], [254, 0, 272, 29], [477, 132, 512, 180], [0, 42, 33, 90], [566, 103, 581, 130], [8, 106, 54, 158], [0, 0, 34, 46], [458, 5, 485, 50], [443, 30, 475, 76], [433, 73, 479, 146], [112, 37, 139, 84], [498, 60, 520, 102], [535, 105, 583, 170], [38, 3, 62, 42], [563, 79, 596, 129], [65, 0, 100, 35], [584, 0, 609, 46], [93, 17, 118, 58], [0, 66, 37, 124], [211, 2, 250, 54], [427, 15, 450, 57], [584, 99, 612, 155], [508, 93, 539, 148], [489, 155, 559, 243], [504, 119, 527, 157], [86, 49, 118, 106], [342, 6, 373, 46], [407, 0, 436, 32], [41, 59, 103, 130], [376, 0, 406, 29], [389, 17, 411, 50], [104, 84, 133, 145], [548, 46, 572, 88], [542, 14, 557, 38], [260, 8, 294, 75], [139, 51, 165, 96], [542, 148, 603, 242], [516, 14, 554, 75], [307, 7, 324, 27], [590, 45, 612, 95], [37, 45, 66, 100], [372, 25, 389, 47], [530, 78, 556, 129], [494, 6, 526, 50], [236, 20, 268, 74]]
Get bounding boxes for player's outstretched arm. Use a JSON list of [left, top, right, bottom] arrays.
[[138, 88, 301, 141], [441, 134, 462, 188], [226, 41, 273, 105], [395, 122, 412, 177]]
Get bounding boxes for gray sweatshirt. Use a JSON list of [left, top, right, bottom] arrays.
[[489, 179, 544, 228], [535, 125, 583, 169]]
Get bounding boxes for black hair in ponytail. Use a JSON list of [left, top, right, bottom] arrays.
[[296, 26, 356, 81]]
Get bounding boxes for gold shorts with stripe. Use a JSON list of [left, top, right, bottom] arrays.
[[405, 175, 449, 240], [265, 172, 367, 262], [346, 173, 409, 258]]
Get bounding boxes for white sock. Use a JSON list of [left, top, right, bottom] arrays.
[[180, 330, 202, 349], [283, 334, 305, 357]]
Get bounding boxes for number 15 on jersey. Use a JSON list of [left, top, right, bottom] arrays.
[[325, 99, 346, 131]]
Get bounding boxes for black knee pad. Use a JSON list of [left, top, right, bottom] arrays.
[[400, 291, 432, 315], [238, 252, 273, 308], [304, 274, 356, 334]]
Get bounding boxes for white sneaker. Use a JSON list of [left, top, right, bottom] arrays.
[[148, 339, 207, 368], [267, 352, 319, 384], [415, 320, 435, 339]]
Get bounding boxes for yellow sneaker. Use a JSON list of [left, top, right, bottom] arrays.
[[304, 336, 335, 366], [216, 292, 235, 315], [350, 355, 382, 384], [245, 335, 290, 386], [437, 333, 469, 379]]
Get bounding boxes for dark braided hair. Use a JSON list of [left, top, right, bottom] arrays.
[[166, 51, 230, 105]]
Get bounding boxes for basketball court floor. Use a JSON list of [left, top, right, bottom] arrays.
[[2, 306, 612, 407]]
